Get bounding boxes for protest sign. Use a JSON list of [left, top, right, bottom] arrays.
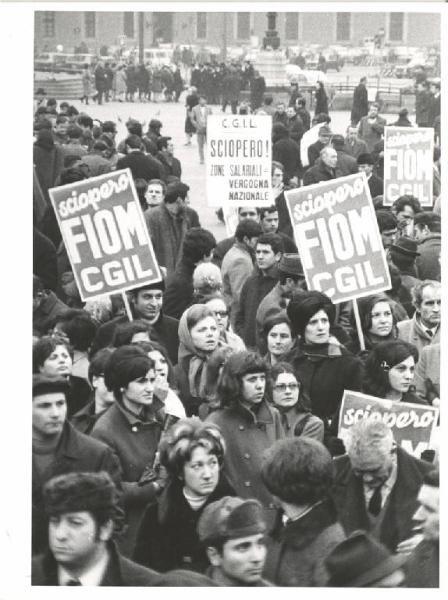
[[49, 169, 162, 301], [384, 126, 434, 207], [206, 114, 273, 208], [338, 391, 439, 458], [285, 173, 391, 304]]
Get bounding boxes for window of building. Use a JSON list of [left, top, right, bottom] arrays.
[[237, 13, 250, 39], [84, 12, 96, 38], [389, 13, 404, 42], [197, 13, 207, 40], [123, 12, 135, 38], [43, 12, 55, 38], [285, 13, 299, 41], [336, 13, 351, 42]]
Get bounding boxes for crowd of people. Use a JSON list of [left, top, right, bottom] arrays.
[[32, 63, 441, 587]]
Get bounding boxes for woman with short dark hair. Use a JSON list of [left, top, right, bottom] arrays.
[[134, 418, 234, 572], [263, 315, 294, 366], [206, 351, 284, 527], [347, 294, 398, 357], [91, 345, 166, 555], [362, 340, 426, 404]]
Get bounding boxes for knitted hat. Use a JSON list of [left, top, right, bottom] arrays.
[[197, 497, 266, 544], [325, 531, 408, 587], [286, 291, 336, 337], [32, 374, 69, 399], [43, 471, 118, 517]]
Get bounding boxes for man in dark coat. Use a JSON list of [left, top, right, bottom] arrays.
[[163, 227, 216, 320], [344, 125, 368, 159], [213, 206, 260, 268], [331, 134, 358, 176], [332, 419, 433, 553], [155, 136, 182, 180], [303, 146, 338, 185], [235, 233, 282, 348], [262, 438, 345, 586], [307, 124, 332, 167], [32, 472, 159, 585], [222, 67, 241, 114], [94, 61, 107, 105], [91, 281, 179, 366], [357, 152, 384, 198], [116, 135, 164, 182], [272, 124, 301, 183], [250, 70, 266, 112], [32, 376, 122, 556], [351, 76, 369, 125], [296, 98, 311, 131], [413, 212, 441, 281], [415, 81, 432, 128]]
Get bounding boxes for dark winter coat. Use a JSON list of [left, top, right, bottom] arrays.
[[416, 233, 441, 281], [282, 339, 364, 430], [116, 150, 164, 183], [235, 265, 280, 349], [335, 150, 358, 176], [212, 236, 234, 268], [263, 499, 345, 586], [415, 90, 432, 126], [32, 422, 122, 555], [206, 399, 285, 528], [69, 398, 110, 435], [314, 87, 329, 115], [155, 151, 182, 180], [367, 173, 384, 198], [33, 291, 68, 337], [350, 83, 368, 124], [287, 115, 305, 145], [32, 542, 160, 586], [307, 139, 326, 167], [133, 476, 235, 573], [332, 447, 433, 552], [33, 142, 65, 204], [162, 261, 195, 320], [272, 138, 301, 181], [303, 158, 337, 186], [405, 540, 439, 587]]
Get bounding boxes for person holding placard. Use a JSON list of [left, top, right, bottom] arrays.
[[362, 340, 427, 405]]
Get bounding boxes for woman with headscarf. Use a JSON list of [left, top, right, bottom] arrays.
[[175, 304, 225, 416], [283, 291, 364, 453], [347, 294, 399, 358], [362, 340, 426, 405]]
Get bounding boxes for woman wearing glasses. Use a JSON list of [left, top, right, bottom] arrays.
[[204, 293, 246, 352], [269, 362, 324, 442]]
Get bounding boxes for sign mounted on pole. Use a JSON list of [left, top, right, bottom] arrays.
[[383, 126, 434, 207], [338, 390, 439, 458], [206, 114, 273, 207], [49, 169, 162, 301], [285, 172, 391, 304]]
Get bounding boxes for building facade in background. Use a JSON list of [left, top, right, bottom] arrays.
[[35, 11, 440, 54]]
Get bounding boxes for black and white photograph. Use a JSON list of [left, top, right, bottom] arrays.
[[0, 0, 444, 593]]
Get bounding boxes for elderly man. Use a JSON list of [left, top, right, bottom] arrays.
[[197, 496, 272, 586], [397, 280, 441, 354], [261, 438, 345, 586], [405, 469, 439, 587], [332, 419, 433, 553], [303, 146, 338, 185], [32, 376, 122, 555], [32, 472, 159, 586]]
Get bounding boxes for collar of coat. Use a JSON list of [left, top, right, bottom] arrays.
[[418, 233, 441, 245], [271, 498, 339, 547], [227, 398, 275, 426], [115, 396, 165, 427], [298, 335, 344, 360], [412, 313, 440, 340]]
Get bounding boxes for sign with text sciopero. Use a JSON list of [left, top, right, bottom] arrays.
[[383, 126, 434, 207], [206, 114, 273, 208], [49, 169, 162, 301], [285, 172, 391, 304], [338, 390, 439, 458]]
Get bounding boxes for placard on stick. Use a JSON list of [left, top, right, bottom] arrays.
[[383, 126, 434, 207], [338, 391, 439, 458], [285, 173, 391, 304], [206, 114, 273, 208], [49, 169, 162, 301]]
